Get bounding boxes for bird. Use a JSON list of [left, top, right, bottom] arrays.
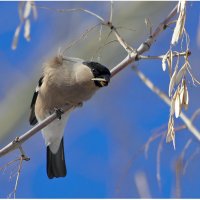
[[29, 55, 111, 179]]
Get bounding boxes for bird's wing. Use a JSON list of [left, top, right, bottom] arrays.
[[29, 76, 44, 125]]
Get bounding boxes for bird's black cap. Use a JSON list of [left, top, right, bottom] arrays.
[[83, 61, 111, 87]]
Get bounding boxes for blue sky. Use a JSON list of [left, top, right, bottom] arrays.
[[0, 1, 200, 198]]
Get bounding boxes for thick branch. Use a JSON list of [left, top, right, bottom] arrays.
[[0, 4, 190, 159], [0, 105, 72, 157], [111, 5, 178, 77]]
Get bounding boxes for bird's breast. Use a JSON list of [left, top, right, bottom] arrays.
[[39, 76, 97, 111]]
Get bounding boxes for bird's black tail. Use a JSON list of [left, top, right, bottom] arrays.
[[47, 138, 67, 179]]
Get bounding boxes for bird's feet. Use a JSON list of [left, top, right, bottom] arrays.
[[54, 107, 64, 120]]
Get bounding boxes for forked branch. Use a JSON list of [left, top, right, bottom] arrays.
[[1, 2, 197, 160]]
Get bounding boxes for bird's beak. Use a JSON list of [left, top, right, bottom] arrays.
[[91, 75, 110, 87]]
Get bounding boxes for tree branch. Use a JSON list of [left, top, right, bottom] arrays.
[[110, 5, 178, 77], [2, 3, 195, 161], [7, 156, 24, 199], [132, 67, 200, 141], [0, 105, 72, 157]]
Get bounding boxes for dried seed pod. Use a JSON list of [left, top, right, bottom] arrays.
[[170, 94, 176, 116], [183, 80, 189, 109], [179, 84, 185, 104], [167, 51, 173, 76], [171, 0, 186, 45], [174, 87, 181, 118], [176, 63, 187, 85], [166, 116, 175, 143], [23, 1, 32, 19], [162, 53, 168, 71], [169, 69, 177, 97], [24, 19, 31, 41], [170, 50, 173, 69], [12, 25, 21, 50]]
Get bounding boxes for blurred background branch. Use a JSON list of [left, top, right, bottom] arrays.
[[0, 1, 200, 198]]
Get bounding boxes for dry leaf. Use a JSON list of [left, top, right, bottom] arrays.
[[166, 116, 175, 144], [12, 25, 21, 50], [175, 88, 181, 118], [162, 53, 168, 71], [183, 81, 189, 109], [176, 63, 187, 85], [24, 19, 31, 41], [167, 56, 172, 74], [179, 84, 185, 104], [169, 69, 177, 97], [170, 50, 173, 69], [167, 58, 173, 77], [170, 94, 176, 116], [166, 115, 176, 149], [24, 1, 32, 19], [171, 0, 186, 45]]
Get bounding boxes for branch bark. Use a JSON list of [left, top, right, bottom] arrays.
[[0, 104, 72, 157], [1, 3, 198, 160]]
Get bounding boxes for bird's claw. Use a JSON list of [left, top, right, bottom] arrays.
[[54, 108, 64, 120]]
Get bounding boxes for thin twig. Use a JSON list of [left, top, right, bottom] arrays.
[[109, 0, 113, 22], [187, 67, 200, 85], [191, 108, 200, 122], [2, 3, 193, 161], [62, 23, 101, 55], [35, 5, 105, 23], [133, 67, 200, 141], [110, 25, 134, 54], [0, 158, 21, 173], [134, 171, 152, 198], [91, 30, 114, 61], [114, 26, 136, 33], [7, 156, 24, 199], [145, 18, 153, 36], [138, 51, 189, 60], [174, 157, 182, 198], [156, 134, 165, 189], [115, 145, 145, 194], [144, 132, 163, 159], [144, 124, 185, 159], [99, 24, 103, 41], [183, 147, 200, 174], [173, 139, 192, 198], [116, 123, 186, 195], [180, 138, 193, 159], [13, 156, 23, 198], [110, 5, 178, 77]]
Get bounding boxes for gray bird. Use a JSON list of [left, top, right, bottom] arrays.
[[29, 56, 111, 179]]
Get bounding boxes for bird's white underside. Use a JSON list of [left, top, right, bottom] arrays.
[[38, 111, 71, 154]]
